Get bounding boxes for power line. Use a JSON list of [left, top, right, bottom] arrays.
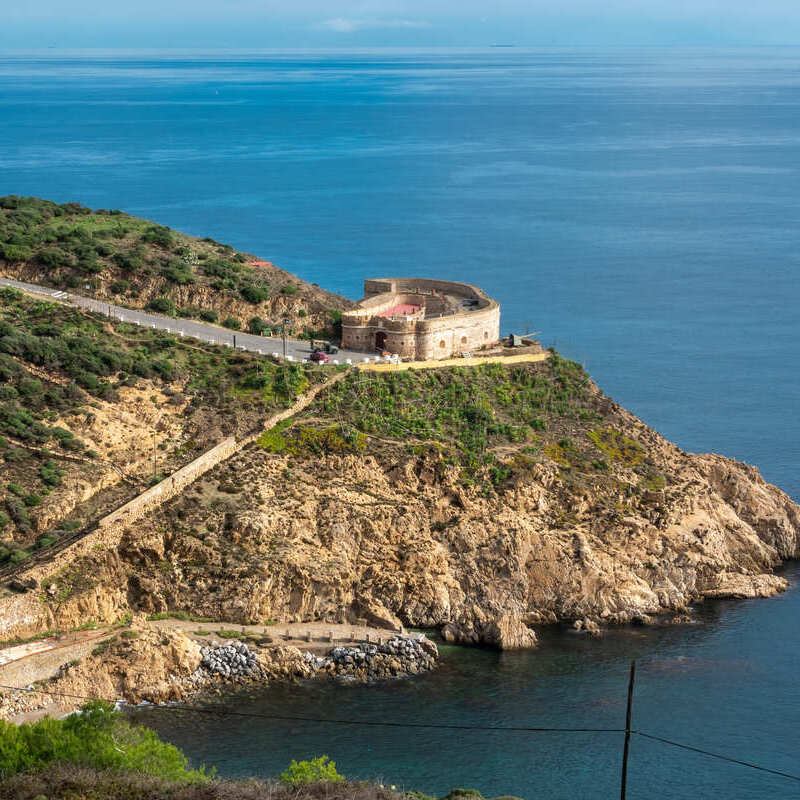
[[633, 730, 800, 784], [3, 683, 800, 785], [0, 683, 622, 733]]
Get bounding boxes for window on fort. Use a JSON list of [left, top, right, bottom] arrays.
[[439, 340, 446, 348], [484, 331, 488, 339], [461, 336, 467, 344]]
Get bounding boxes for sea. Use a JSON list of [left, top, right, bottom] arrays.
[[1, 48, 799, 799]]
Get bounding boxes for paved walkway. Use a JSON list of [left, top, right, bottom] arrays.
[[0, 629, 110, 667], [151, 618, 408, 653], [0, 619, 406, 679], [0, 277, 367, 365]]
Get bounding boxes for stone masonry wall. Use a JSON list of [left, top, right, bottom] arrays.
[[0, 371, 351, 639], [343, 278, 500, 360], [99, 369, 349, 529]]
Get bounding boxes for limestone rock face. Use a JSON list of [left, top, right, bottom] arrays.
[[6, 386, 800, 652], [49, 627, 203, 707]]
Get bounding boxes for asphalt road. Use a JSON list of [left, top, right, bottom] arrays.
[[0, 277, 374, 364]]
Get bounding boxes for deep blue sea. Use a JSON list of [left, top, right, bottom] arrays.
[[2, 48, 800, 799]]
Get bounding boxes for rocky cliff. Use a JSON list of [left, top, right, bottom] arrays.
[[15, 357, 799, 649]]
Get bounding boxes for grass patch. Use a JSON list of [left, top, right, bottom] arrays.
[[214, 629, 244, 639], [587, 427, 644, 466], [257, 422, 366, 457], [145, 611, 217, 623], [309, 354, 600, 482]]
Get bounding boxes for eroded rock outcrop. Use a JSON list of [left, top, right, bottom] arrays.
[[4, 364, 800, 653]]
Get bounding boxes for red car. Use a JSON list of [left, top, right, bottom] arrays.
[[309, 350, 329, 363]]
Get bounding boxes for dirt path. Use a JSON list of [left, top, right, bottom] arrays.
[[0, 629, 110, 667], [0, 617, 404, 691], [148, 618, 405, 654]]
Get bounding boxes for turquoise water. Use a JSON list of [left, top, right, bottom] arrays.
[[3, 48, 800, 798], [128, 577, 800, 799]]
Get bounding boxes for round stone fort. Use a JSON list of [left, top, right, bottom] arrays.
[[341, 278, 500, 360]]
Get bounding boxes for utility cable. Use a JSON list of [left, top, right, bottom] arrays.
[[4, 683, 800, 783], [632, 730, 800, 783], [0, 683, 622, 733]]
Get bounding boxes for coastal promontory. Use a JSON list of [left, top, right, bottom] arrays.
[[0, 198, 799, 714]]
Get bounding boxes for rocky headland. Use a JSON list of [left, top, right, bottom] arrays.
[[1, 199, 800, 716], [0, 626, 439, 719], [2, 356, 798, 660]]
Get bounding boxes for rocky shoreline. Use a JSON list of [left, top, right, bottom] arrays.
[[187, 635, 439, 692], [0, 631, 440, 722]]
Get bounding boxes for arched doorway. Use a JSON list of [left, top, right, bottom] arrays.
[[375, 331, 387, 351]]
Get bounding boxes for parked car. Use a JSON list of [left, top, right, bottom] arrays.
[[310, 350, 329, 363]]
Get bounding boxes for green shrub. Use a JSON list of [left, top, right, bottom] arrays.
[[222, 316, 241, 330], [6, 483, 24, 497], [36, 246, 73, 269], [201, 257, 238, 281], [0, 511, 8, 530], [0, 700, 208, 782], [8, 548, 29, 564], [248, 316, 270, 335], [280, 284, 300, 295], [112, 250, 144, 272], [161, 258, 195, 285], [279, 756, 344, 786], [198, 309, 218, 322], [109, 279, 130, 294], [23, 492, 42, 507], [140, 225, 175, 248], [145, 297, 176, 314], [0, 243, 33, 263], [240, 284, 269, 304]]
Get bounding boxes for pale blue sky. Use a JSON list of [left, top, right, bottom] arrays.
[[3, 0, 800, 48]]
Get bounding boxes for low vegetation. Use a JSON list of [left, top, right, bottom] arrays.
[[0, 711, 519, 799], [0, 195, 350, 336], [0, 700, 207, 782], [294, 353, 668, 506], [0, 288, 327, 552]]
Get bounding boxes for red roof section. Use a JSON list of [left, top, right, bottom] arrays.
[[378, 303, 421, 318]]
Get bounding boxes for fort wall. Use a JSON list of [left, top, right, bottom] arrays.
[[342, 278, 500, 359]]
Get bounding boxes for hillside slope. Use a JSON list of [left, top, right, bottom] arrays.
[[7, 357, 798, 648], [0, 196, 352, 337], [0, 288, 329, 566]]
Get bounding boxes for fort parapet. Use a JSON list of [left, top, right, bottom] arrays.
[[341, 278, 500, 360]]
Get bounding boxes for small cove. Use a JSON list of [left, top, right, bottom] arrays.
[[130, 565, 800, 799]]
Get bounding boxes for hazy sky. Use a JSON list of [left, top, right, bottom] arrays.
[[3, 0, 800, 48]]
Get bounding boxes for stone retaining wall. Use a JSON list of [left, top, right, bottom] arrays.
[[98, 370, 349, 529], [0, 634, 107, 688], [97, 437, 240, 529], [0, 370, 351, 641], [358, 351, 549, 372]]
